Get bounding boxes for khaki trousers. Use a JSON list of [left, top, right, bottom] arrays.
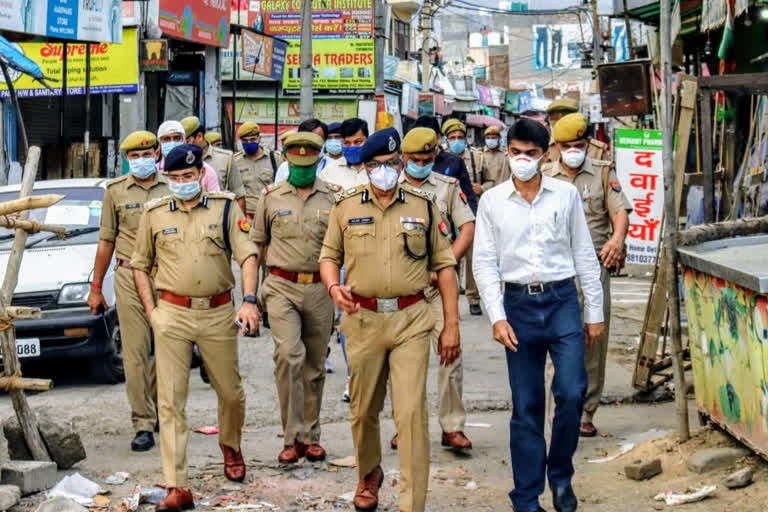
[[464, 241, 480, 305], [343, 300, 433, 512], [114, 265, 157, 433], [152, 299, 245, 488], [545, 267, 611, 424], [262, 275, 334, 445]]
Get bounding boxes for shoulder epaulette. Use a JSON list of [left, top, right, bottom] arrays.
[[206, 191, 237, 200], [212, 146, 233, 157], [432, 173, 459, 185], [233, 150, 245, 159], [144, 195, 173, 211], [335, 184, 367, 203], [592, 159, 613, 167], [401, 182, 436, 202], [106, 175, 130, 188], [263, 182, 284, 195], [589, 138, 608, 149]]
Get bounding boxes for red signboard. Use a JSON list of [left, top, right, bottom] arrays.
[[249, 0, 373, 40], [158, 0, 232, 47]]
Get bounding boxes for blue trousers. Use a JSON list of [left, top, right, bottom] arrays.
[[503, 279, 587, 511]]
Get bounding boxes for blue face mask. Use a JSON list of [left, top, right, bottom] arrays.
[[161, 141, 182, 157], [342, 145, 363, 165], [449, 140, 466, 154], [406, 160, 434, 180], [128, 157, 157, 179], [242, 141, 260, 155], [325, 138, 343, 156], [485, 137, 500, 149], [168, 179, 202, 201]]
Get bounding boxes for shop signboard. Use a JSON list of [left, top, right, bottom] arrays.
[[241, 30, 288, 81], [141, 39, 169, 72], [0, 0, 123, 43], [236, 97, 358, 125], [0, 28, 139, 98], [282, 39, 375, 94], [615, 128, 664, 265], [158, 0, 231, 47]]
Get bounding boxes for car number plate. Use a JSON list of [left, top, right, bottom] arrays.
[[0, 338, 41, 359]]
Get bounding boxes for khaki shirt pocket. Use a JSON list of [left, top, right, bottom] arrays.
[[272, 213, 300, 239], [204, 234, 228, 256], [117, 203, 143, 233], [398, 223, 428, 260], [344, 224, 376, 256]]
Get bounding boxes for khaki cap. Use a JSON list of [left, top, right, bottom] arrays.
[[238, 121, 260, 138], [180, 116, 201, 137], [546, 97, 580, 115], [120, 130, 157, 152], [442, 118, 466, 136], [552, 113, 588, 142], [204, 132, 222, 144], [402, 127, 438, 153], [283, 132, 324, 166], [484, 125, 502, 136]]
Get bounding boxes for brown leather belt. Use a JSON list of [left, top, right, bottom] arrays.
[[117, 259, 132, 270], [351, 292, 424, 313], [159, 290, 232, 309], [270, 267, 322, 284]]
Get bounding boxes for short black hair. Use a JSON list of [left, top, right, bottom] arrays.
[[298, 118, 328, 139], [414, 115, 441, 135], [341, 118, 369, 138], [507, 118, 550, 152]]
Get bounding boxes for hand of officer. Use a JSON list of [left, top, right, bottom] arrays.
[[236, 302, 261, 336], [471, 183, 483, 195], [429, 272, 438, 287], [438, 321, 461, 366], [584, 322, 605, 347], [599, 237, 624, 270], [492, 320, 519, 352], [331, 284, 361, 315], [87, 289, 109, 315]]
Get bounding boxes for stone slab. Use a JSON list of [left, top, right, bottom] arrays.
[[724, 466, 754, 489], [0, 461, 57, 496], [686, 446, 750, 474], [0, 485, 20, 511]]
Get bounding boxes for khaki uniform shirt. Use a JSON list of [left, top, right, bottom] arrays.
[[251, 180, 339, 272], [234, 150, 285, 214], [543, 158, 632, 250], [319, 184, 456, 299], [397, 172, 475, 236], [204, 146, 246, 199], [99, 174, 170, 262], [478, 147, 511, 192], [545, 137, 610, 165], [459, 148, 483, 185], [131, 192, 259, 297], [318, 159, 369, 190]]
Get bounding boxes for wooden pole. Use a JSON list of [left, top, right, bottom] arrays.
[[678, 215, 768, 246], [0, 377, 52, 392], [622, 0, 636, 59], [660, 0, 690, 441], [0, 195, 64, 217], [0, 146, 51, 461], [0, 217, 66, 237], [700, 86, 715, 223]]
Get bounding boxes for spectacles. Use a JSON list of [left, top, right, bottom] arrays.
[[364, 158, 401, 170]]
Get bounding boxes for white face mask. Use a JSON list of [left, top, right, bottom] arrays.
[[562, 147, 586, 168], [368, 164, 399, 191], [509, 155, 541, 182]]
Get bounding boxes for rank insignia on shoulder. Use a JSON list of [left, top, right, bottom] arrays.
[[238, 219, 250, 232], [609, 180, 622, 192], [438, 221, 450, 237], [459, 192, 468, 204]]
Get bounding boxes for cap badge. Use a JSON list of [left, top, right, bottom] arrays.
[[388, 136, 396, 151], [185, 151, 195, 164], [299, 147, 306, 155]]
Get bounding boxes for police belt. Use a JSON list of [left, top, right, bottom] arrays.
[[504, 277, 573, 296], [270, 267, 322, 284], [351, 292, 424, 313], [159, 290, 232, 309]]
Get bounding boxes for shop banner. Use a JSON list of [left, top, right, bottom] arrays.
[[236, 97, 358, 125], [615, 128, 664, 265], [0, 28, 139, 98], [282, 39, 374, 94], [158, 0, 231, 47], [241, 30, 288, 81], [0, 0, 123, 43], [249, 0, 373, 39]]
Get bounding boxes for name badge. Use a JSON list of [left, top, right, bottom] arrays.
[[125, 202, 141, 209], [162, 227, 178, 235], [400, 217, 425, 231], [277, 210, 292, 217], [349, 217, 374, 225]]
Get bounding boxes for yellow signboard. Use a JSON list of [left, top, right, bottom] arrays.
[[0, 28, 139, 99], [283, 39, 375, 94]]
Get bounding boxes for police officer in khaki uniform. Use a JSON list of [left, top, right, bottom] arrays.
[[543, 113, 631, 437], [233, 121, 285, 219], [319, 128, 460, 512], [181, 116, 247, 214], [131, 144, 260, 512], [87, 131, 169, 452], [442, 118, 483, 316], [478, 125, 511, 192], [205, 131, 224, 148], [544, 98, 610, 165], [251, 132, 338, 464]]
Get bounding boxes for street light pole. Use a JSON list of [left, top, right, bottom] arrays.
[[299, 0, 314, 121], [421, 1, 432, 93]]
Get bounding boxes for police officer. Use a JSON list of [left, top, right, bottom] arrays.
[[544, 98, 610, 165], [87, 131, 169, 452], [181, 116, 246, 214], [234, 121, 285, 219], [391, 127, 475, 453], [319, 128, 460, 512], [205, 131, 224, 148], [478, 125, 511, 192], [442, 118, 483, 316], [251, 132, 338, 464], [131, 144, 260, 512], [543, 113, 631, 437]]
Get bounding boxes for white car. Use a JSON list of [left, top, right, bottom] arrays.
[[0, 178, 122, 383]]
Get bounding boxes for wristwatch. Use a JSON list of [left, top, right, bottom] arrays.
[[243, 295, 258, 304]]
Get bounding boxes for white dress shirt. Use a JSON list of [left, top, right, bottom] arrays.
[[318, 158, 369, 189], [472, 174, 604, 326]]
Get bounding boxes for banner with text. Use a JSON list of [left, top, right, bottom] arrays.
[[282, 39, 374, 94], [248, 0, 373, 39], [0, 28, 139, 98], [236, 97, 358, 125], [0, 0, 123, 42], [615, 129, 664, 265], [158, 0, 231, 47], [241, 30, 288, 81]]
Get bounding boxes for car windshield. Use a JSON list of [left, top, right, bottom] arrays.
[[0, 187, 104, 249]]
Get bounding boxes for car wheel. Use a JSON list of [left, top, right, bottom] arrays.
[[90, 322, 125, 384]]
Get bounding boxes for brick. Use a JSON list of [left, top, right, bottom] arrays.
[[0, 461, 57, 496], [624, 458, 663, 480], [686, 447, 750, 474], [0, 485, 20, 511]]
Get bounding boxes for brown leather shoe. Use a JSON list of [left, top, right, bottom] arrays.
[[156, 488, 194, 511], [580, 421, 598, 437], [390, 433, 398, 450], [220, 444, 246, 482], [278, 441, 307, 463], [305, 443, 326, 461], [354, 465, 383, 511], [441, 431, 472, 450]]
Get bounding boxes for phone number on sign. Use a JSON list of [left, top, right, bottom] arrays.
[[626, 253, 657, 265]]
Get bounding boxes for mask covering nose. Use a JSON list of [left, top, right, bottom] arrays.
[[561, 147, 586, 168], [486, 138, 500, 149], [509, 155, 542, 182], [325, 139, 343, 156], [242, 141, 260, 155], [368, 164, 399, 191]]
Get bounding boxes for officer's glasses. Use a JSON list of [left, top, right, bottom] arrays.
[[364, 158, 401, 170]]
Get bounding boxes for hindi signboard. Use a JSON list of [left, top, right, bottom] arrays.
[[615, 128, 664, 265], [0, 0, 123, 43], [158, 0, 231, 47]]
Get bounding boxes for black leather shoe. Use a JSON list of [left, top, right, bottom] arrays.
[[131, 430, 155, 452], [200, 363, 210, 384], [262, 312, 270, 329], [469, 304, 482, 316], [552, 486, 577, 512], [459, 286, 466, 295]]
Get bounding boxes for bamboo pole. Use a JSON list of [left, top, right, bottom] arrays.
[[0, 377, 52, 392], [0, 195, 64, 217], [0, 146, 51, 461], [678, 215, 768, 246], [0, 217, 66, 237], [6, 307, 41, 319]]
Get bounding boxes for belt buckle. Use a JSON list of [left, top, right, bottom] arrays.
[[190, 297, 211, 310], [376, 298, 398, 312], [297, 272, 314, 284], [527, 283, 544, 295]]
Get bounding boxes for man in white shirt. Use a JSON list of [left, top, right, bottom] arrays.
[[472, 119, 604, 512], [318, 118, 370, 189]]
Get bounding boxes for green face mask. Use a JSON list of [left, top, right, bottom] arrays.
[[287, 163, 318, 188]]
